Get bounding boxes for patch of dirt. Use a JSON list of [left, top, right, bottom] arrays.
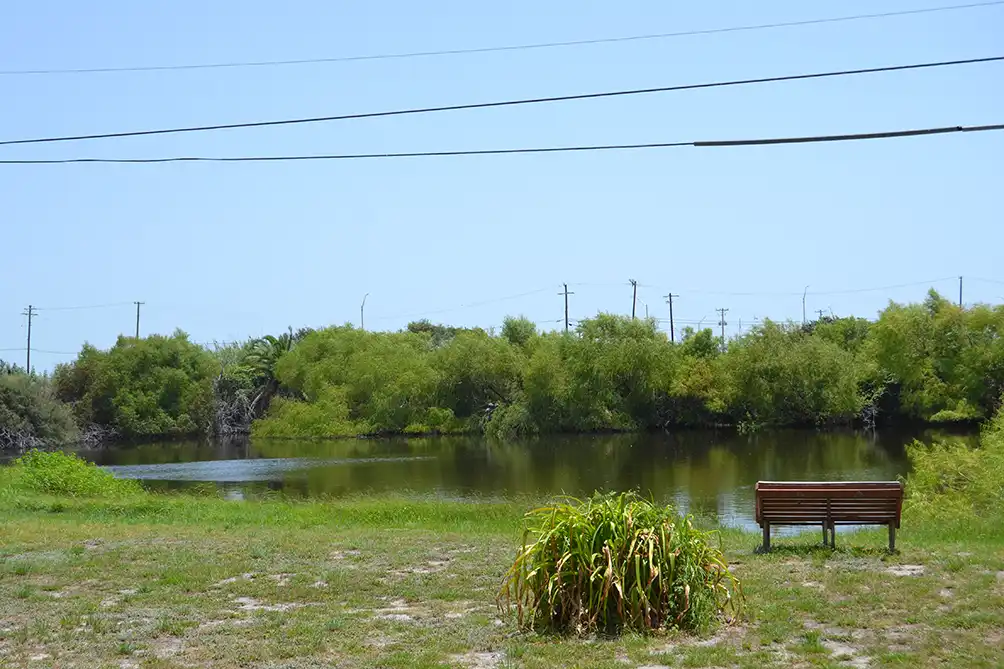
[[939, 588, 953, 598], [364, 633, 396, 648], [801, 581, 825, 589], [213, 573, 258, 587], [389, 557, 452, 577], [232, 597, 305, 613], [996, 571, 1004, 581], [451, 651, 506, 669], [269, 573, 295, 586], [310, 580, 328, 588], [882, 624, 926, 653], [331, 550, 362, 560], [153, 638, 183, 658], [368, 597, 429, 623], [822, 639, 870, 667], [886, 564, 924, 577], [198, 618, 255, 630]]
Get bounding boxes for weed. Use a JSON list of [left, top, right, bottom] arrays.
[[498, 491, 742, 634], [10, 450, 142, 498]]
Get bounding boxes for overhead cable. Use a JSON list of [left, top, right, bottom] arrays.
[[3, 2, 1001, 76], [1, 56, 1001, 147], [2, 124, 1001, 164]]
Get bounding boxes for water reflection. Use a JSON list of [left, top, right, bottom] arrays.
[[74, 428, 975, 531]]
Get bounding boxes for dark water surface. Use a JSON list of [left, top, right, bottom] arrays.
[[76, 428, 975, 530]]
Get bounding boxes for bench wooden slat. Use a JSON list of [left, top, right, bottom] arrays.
[[755, 480, 904, 553]]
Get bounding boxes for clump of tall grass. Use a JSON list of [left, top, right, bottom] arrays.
[[906, 406, 1004, 524], [498, 492, 741, 635], [6, 450, 142, 498]]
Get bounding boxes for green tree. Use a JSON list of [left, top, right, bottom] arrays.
[[0, 373, 79, 449], [54, 331, 216, 438], [501, 316, 537, 348]]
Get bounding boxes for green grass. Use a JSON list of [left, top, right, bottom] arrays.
[[0, 489, 1001, 668]]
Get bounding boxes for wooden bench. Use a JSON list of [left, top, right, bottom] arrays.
[[755, 481, 904, 552]]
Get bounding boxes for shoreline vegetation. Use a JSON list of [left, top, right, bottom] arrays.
[[0, 407, 1001, 666], [2, 289, 1003, 450]]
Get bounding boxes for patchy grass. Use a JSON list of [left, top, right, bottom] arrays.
[[1, 492, 1002, 668]]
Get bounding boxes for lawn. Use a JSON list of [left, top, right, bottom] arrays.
[[1, 492, 1002, 668]]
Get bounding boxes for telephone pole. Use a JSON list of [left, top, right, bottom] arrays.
[[959, 276, 963, 307], [134, 301, 145, 339], [629, 279, 638, 319], [22, 305, 37, 372], [664, 293, 679, 342], [558, 284, 574, 333], [716, 307, 729, 351], [815, 309, 826, 321], [360, 293, 369, 331]]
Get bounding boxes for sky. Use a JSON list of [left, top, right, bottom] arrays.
[[1, 1, 1002, 370]]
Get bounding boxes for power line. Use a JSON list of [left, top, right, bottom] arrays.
[[369, 287, 552, 321], [34, 301, 134, 311], [645, 276, 962, 297], [5, 2, 1001, 76], [2, 56, 1001, 147], [1, 124, 1001, 165]]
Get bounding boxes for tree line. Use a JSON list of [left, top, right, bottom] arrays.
[[1, 290, 1002, 448]]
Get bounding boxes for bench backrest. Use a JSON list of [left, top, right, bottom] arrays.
[[755, 481, 903, 527]]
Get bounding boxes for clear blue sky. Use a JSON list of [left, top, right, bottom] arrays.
[[2, 1, 1002, 370]]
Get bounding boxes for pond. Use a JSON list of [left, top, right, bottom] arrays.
[[76, 428, 974, 531]]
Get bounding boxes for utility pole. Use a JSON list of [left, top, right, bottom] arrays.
[[716, 307, 729, 352], [959, 276, 963, 307], [558, 283, 574, 333], [815, 309, 826, 321], [22, 305, 37, 372], [629, 279, 638, 319], [134, 301, 145, 339], [664, 293, 679, 342], [360, 293, 369, 331], [802, 285, 809, 325]]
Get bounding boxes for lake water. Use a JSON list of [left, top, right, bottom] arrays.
[[77, 428, 974, 531]]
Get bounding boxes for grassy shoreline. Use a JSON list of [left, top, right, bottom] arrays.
[[2, 487, 1002, 669]]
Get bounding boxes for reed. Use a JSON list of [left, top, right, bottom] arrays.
[[498, 491, 741, 634]]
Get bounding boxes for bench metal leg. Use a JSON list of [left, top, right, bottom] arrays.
[[829, 524, 836, 549], [822, 523, 828, 547], [889, 523, 896, 553], [762, 523, 770, 552]]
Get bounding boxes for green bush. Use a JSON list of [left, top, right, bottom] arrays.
[[0, 373, 79, 447], [905, 407, 1004, 523], [498, 492, 741, 634], [9, 450, 142, 498], [53, 332, 216, 438]]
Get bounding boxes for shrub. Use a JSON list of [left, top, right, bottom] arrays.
[[53, 332, 216, 438], [498, 492, 741, 634], [905, 406, 1004, 523], [10, 450, 142, 498], [0, 373, 79, 449]]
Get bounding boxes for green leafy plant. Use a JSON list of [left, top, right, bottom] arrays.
[[905, 404, 1004, 523], [498, 491, 741, 634], [10, 450, 142, 498]]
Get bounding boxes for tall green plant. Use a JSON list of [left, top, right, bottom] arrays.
[[498, 492, 741, 634]]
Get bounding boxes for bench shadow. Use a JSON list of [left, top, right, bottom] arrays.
[[753, 543, 895, 558]]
